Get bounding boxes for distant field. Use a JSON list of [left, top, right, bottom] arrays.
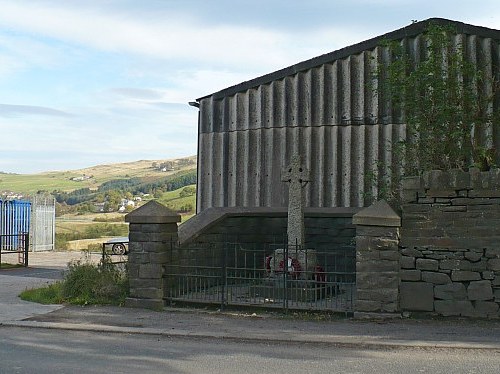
[[0, 156, 196, 194], [157, 184, 196, 212]]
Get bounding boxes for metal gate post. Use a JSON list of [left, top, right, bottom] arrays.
[[220, 242, 227, 310], [24, 233, 29, 267]]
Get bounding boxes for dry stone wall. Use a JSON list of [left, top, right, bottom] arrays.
[[400, 168, 500, 318]]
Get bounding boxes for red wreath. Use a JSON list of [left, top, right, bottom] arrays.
[[277, 257, 302, 279], [264, 256, 273, 275], [313, 265, 326, 284]]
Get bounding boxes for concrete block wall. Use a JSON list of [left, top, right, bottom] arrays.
[[400, 168, 500, 318]]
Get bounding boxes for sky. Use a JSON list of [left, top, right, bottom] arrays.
[[0, 1, 499, 174]]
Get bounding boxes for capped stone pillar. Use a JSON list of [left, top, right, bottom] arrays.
[[353, 200, 401, 315], [124, 200, 181, 310]]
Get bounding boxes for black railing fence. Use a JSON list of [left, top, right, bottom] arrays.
[[164, 240, 356, 313], [0, 233, 29, 268]]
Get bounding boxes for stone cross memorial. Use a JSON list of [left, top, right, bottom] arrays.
[[281, 151, 309, 247]]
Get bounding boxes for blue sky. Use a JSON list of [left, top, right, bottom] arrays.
[[0, 0, 498, 174]]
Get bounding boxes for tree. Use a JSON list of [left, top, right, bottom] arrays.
[[179, 186, 196, 198]]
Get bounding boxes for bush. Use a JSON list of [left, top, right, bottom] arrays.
[[62, 256, 128, 305]]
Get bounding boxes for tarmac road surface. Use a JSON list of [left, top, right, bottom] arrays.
[[1, 326, 499, 374]]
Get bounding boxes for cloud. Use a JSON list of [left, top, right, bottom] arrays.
[[0, 104, 72, 117], [108, 88, 165, 100], [0, 1, 367, 72]]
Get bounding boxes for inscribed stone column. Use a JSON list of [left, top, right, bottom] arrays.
[[124, 200, 181, 310], [353, 200, 401, 314], [281, 152, 309, 247]]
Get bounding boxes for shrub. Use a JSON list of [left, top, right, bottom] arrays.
[[62, 256, 128, 305]]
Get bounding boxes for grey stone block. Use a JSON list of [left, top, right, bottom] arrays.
[[379, 250, 400, 261], [416, 258, 439, 271], [356, 226, 400, 239], [400, 256, 416, 269], [464, 251, 484, 262], [422, 271, 451, 285], [435, 283, 467, 300], [130, 287, 163, 300], [400, 282, 434, 311], [357, 259, 399, 272], [128, 242, 143, 253], [451, 271, 481, 281], [468, 280, 494, 300], [128, 252, 150, 264], [435, 300, 474, 316], [482, 271, 495, 280], [382, 302, 399, 313], [448, 169, 471, 190], [402, 176, 423, 190], [474, 301, 499, 317], [129, 278, 163, 289], [128, 264, 140, 278], [125, 297, 164, 311], [495, 289, 500, 300], [493, 276, 500, 286], [485, 249, 500, 258], [356, 272, 399, 289], [488, 259, 500, 271], [356, 249, 380, 261], [356, 288, 399, 303], [400, 248, 423, 258], [148, 252, 169, 263], [138, 264, 164, 279], [470, 259, 488, 272], [355, 300, 381, 312], [400, 269, 421, 281], [402, 190, 418, 204], [440, 259, 471, 271]]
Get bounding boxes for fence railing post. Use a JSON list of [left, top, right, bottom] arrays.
[[24, 233, 29, 267]]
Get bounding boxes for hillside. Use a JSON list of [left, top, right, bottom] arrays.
[[0, 156, 197, 196]]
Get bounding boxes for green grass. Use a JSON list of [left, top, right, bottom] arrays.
[[0, 263, 24, 269], [158, 184, 196, 212], [20, 282, 65, 304]]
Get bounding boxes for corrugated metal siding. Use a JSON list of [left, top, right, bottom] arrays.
[[197, 32, 500, 212]]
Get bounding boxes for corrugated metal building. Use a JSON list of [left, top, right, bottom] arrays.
[[193, 18, 500, 214]]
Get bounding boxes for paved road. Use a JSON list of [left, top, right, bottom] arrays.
[[1, 326, 499, 374]]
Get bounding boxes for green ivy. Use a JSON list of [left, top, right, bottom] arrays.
[[374, 22, 499, 202]]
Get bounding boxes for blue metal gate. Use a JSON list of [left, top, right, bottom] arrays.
[[0, 200, 31, 249], [0, 200, 31, 267]]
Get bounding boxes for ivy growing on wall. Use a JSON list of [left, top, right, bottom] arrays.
[[373, 22, 499, 203]]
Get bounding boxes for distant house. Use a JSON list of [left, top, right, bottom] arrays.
[[70, 174, 93, 182]]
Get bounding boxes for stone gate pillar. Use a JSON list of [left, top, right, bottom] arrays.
[[353, 200, 401, 314], [125, 200, 181, 310]]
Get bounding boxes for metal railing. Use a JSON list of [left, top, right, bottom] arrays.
[[164, 240, 356, 314], [0, 233, 29, 268], [101, 241, 128, 266]]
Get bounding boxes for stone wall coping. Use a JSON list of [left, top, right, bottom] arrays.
[[353, 200, 401, 227], [125, 200, 181, 224], [403, 168, 500, 191]]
